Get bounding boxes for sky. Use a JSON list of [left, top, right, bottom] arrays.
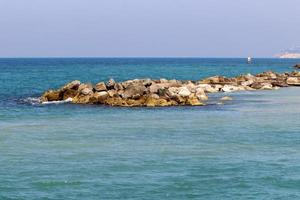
[[0, 0, 300, 57]]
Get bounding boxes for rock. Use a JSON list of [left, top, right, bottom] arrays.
[[220, 96, 233, 101], [104, 97, 128, 106], [106, 79, 116, 89], [290, 71, 300, 77], [221, 85, 241, 92], [293, 64, 300, 69], [185, 83, 196, 92], [122, 83, 146, 99], [142, 79, 152, 87], [72, 93, 94, 104], [62, 80, 81, 91], [78, 84, 93, 95], [157, 88, 167, 97], [172, 95, 186, 104], [286, 77, 300, 86], [62, 89, 78, 100], [178, 87, 191, 97], [195, 88, 208, 101], [81, 88, 93, 95], [145, 97, 173, 107], [201, 76, 222, 84], [114, 83, 124, 91], [108, 90, 118, 97], [94, 91, 109, 102], [250, 82, 264, 89], [40, 70, 297, 107], [257, 71, 277, 79], [186, 96, 203, 106], [150, 93, 160, 99], [149, 84, 160, 93], [95, 82, 107, 91], [41, 90, 62, 101], [241, 80, 254, 87], [260, 83, 273, 90], [122, 80, 134, 89], [167, 87, 180, 97], [145, 97, 158, 107], [271, 81, 289, 87], [197, 84, 219, 93]]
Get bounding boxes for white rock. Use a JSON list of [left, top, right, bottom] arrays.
[[178, 87, 191, 97], [221, 85, 240, 92]]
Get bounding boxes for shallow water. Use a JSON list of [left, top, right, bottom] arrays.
[[1, 58, 300, 199]]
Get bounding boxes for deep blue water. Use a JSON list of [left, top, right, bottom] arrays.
[[1, 58, 300, 199]]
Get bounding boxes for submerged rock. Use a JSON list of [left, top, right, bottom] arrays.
[[220, 96, 233, 101]]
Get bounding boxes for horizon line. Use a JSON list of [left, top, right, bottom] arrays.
[[0, 56, 282, 59]]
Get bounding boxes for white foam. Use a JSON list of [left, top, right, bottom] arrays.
[[22, 97, 41, 105], [41, 97, 73, 105]]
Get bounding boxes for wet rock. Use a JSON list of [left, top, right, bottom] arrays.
[[41, 90, 62, 102], [220, 96, 233, 101], [195, 88, 208, 101], [186, 96, 203, 106], [62, 89, 78, 100]]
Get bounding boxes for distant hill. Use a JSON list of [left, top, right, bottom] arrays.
[[276, 46, 300, 58], [276, 53, 300, 58]]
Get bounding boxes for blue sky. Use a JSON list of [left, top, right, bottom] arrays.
[[0, 0, 300, 57]]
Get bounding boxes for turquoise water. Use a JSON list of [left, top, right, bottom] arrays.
[[1, 58, 300, 199]]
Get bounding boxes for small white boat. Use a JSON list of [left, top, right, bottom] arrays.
[[247, 57, 252, 64]]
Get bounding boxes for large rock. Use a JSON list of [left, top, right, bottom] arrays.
[[195, 88, 208, 101], [93, 91, 109, 103], [178, 87, 191, 97], [197, 84, 219, 93], [221, 85, 241, 92], [122, 83, 147, 99], [286, 77, 300, 86], [78, 84, 93, 95], [186, 96, 203, 106], [260, 83, 273, 90], [95, 82, 107, 91], [62, 80, 81, 91], [41, 90, 62, 102], [62, 89, 78, 100]]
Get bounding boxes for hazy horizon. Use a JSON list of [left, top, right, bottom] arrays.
[[1, 0, 300, 57]]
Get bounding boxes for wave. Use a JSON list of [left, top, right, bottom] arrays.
[[21, 97, 41, 105], [22, 97, 73, 105]]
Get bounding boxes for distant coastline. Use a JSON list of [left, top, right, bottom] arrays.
[[276, 53, 300, 59]]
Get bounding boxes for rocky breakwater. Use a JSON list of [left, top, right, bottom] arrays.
[[40, 70, 300, 107]]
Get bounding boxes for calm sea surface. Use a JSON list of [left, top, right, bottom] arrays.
[[1, 58, 300, 199]]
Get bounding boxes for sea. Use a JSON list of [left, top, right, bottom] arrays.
[[1, 58, 300, 199]]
